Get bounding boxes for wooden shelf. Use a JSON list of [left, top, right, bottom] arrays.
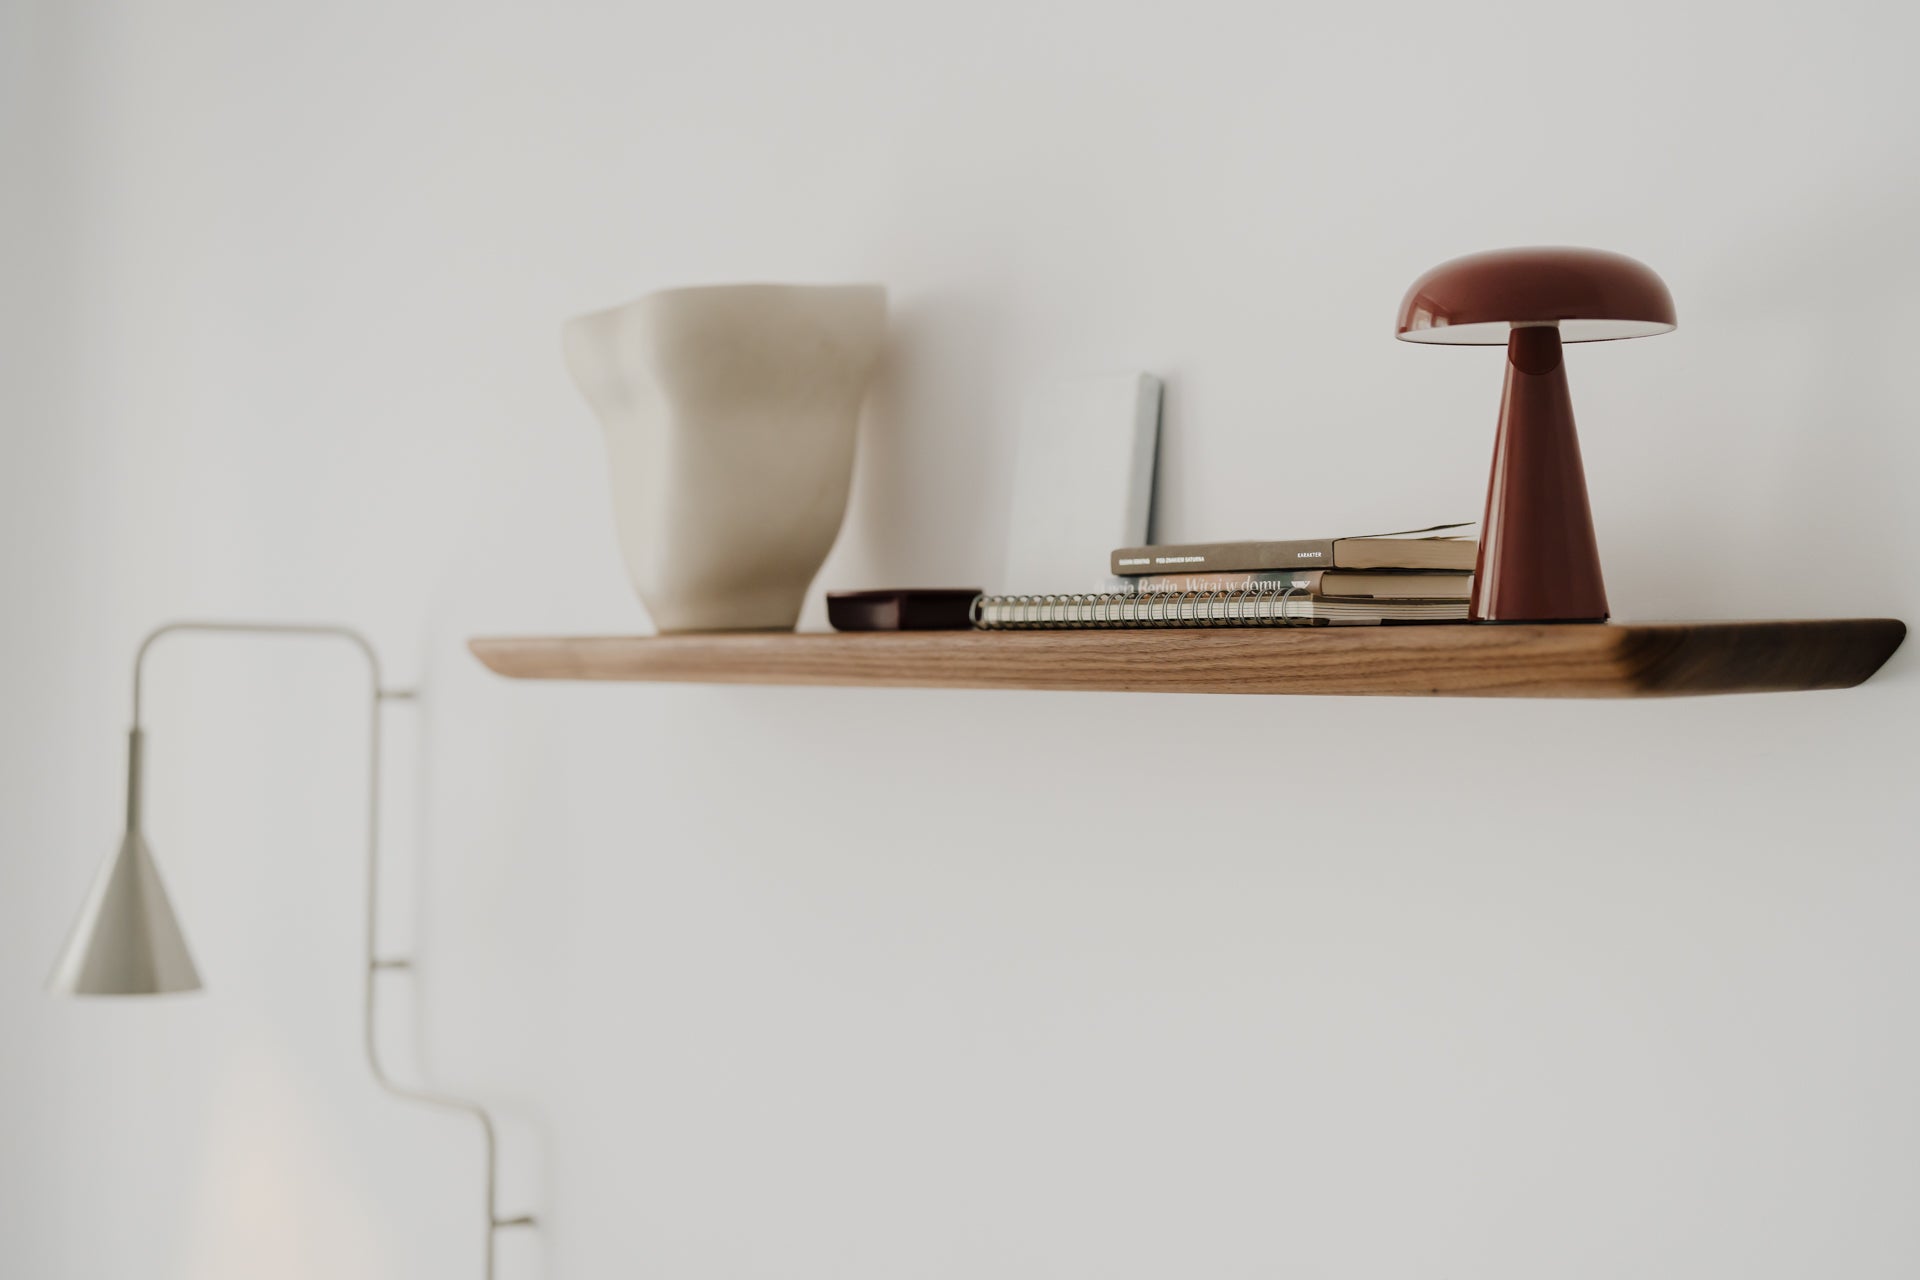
[[470, 619, 1903, 699]]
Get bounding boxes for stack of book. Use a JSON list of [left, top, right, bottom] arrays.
[[974, 525, 1477, 628]]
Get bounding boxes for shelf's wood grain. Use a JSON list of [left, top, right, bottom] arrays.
[[469, 619, 1904, 698]]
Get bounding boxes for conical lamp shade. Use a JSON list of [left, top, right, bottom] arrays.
[[48, 828, 202, 996]]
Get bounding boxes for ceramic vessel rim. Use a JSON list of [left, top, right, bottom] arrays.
[[572, 282, 887, 323]]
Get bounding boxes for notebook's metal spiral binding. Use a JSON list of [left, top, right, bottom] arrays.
[[970, 582, 1310, 629]]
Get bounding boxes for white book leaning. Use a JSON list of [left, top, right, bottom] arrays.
[[1000, 373, 1162, 593]]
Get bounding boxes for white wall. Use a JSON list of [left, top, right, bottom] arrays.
[[5, 1, 1919, 1276]]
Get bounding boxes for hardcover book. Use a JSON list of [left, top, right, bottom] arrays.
[[1111, 524, 1476, 577]]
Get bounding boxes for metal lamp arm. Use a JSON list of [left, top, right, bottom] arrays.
[[130, 621, 534, 1279]]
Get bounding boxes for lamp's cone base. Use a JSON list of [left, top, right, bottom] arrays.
[[48, 829, 202, 996], [1469, 326, 1610, 623]]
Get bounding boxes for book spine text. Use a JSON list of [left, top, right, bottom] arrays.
[[1111, 540, 1341, 576]]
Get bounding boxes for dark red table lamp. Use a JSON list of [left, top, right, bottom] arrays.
[[1396, 247, 1675, 622]]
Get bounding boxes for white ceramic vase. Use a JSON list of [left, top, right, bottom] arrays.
[[563, 283, 886, 632]]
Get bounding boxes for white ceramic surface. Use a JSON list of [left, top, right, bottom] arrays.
[[563, 283, 886, 631]]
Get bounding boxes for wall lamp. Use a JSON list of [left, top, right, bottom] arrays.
[[47, 620, 534, 1279]]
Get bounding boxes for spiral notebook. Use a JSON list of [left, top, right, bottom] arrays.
[[972, 582, 1468, 629]]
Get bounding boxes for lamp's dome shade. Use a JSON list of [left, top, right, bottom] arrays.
[[48, 829, 202, 996], [1397, 246, 1676, 345]]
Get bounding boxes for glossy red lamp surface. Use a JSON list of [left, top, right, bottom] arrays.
[[1397, 247, 1675, 622]]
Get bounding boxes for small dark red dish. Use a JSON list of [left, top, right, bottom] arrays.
[[827, 589, 983, 632]]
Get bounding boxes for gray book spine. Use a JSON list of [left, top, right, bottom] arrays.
[[1111, 539, 1341, 576]]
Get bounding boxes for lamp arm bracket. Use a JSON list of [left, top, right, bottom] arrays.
[[126, 619, 535, 1278]]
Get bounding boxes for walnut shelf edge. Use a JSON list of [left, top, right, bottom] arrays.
[[468, 620, 1904, 699]]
